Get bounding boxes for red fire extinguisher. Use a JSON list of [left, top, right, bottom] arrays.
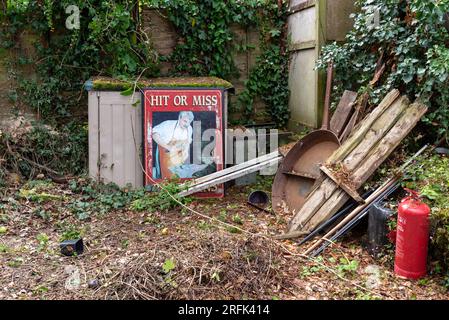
[[394, 188, 430, 280]]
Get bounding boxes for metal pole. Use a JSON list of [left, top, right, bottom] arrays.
[[310, 182, 401, 257]]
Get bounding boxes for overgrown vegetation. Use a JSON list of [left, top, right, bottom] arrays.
[[10, 177, 193, 221], [404, 154, 449, 275], [144, 0, 290, 126], [0, 123, 88, 185], [0, 0, 289, 184], [2, 0, 158, 120], [1, 0, 159, 181], [317, 0, 449, 141]]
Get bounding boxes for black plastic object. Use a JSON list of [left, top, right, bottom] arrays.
[[248, 191, 269, 209], [368, 202, 394, 258], [60, 239, 84, 256], [435, 147, 449, 156], [310, 181, 401, 257]]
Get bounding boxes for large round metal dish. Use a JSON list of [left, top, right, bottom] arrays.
[[272, 130, 340, 215]]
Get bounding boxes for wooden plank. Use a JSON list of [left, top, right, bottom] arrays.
[[288, 178, 338, 231], [339, 106, 359, 143], [289, 0, 316, 14], [320, 165, 364, 203], [330, 90, 357, 137], [88, 92, 100, 181], [327, 89, 400, 165], [288, 95, 424, 232], [282, 170, 319, 180], [133, 103, 144, 188], [342, 96, 410, 171], [352, 102, 428, 187], [112, 104, 125, 186], [99, 100, 114, 184], [304, 145, 429, 254], [303, 177, 399, 255], [288, 93, 404, 230], [301, 102, 428, 232], [288, 40, 316, 52]]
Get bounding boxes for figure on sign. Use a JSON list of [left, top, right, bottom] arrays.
[[152, 111, 194, 179], [143, 88, 225, 198]]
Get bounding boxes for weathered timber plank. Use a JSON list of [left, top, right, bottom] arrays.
[[339, 107, 359, 143], [287, 178, 338, 231], [327, 89, 400, 165], [303, 188, 346, 232], [330, 90, 358, 138], [342, 96, 410, 171], [288, 93, 402, 231], [352, 102, 428, 186], [320, 166, 364, 203], [302, 102, 428, 232]]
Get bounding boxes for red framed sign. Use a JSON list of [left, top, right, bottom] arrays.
[[143, 88, 225, 198]]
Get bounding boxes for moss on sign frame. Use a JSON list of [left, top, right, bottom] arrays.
[[90, 76, 234, 92]]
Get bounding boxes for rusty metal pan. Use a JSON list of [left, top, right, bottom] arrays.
[[272, 63, 340, 215]]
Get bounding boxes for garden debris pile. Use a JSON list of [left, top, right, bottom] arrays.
[[1, 177, 448, 300], [106, 234, 286, 300], [0, 121, 87, 185]]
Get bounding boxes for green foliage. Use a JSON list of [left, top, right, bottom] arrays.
[[231, 213, 243, 225], [317, 0, 449, 140], [162, 257, 176, 274], [0, 122, 88, 178], [300, 257, 325, 278], [68, 179, 144, 219], [0, 226, 7, 235], [59, 224, 83, 241], [236, 43, 290, 126], [404, 154, 449, 271], [337, 258, 359, 276], [146, 0, 290, 127], [68, 177, 193, 219], [130, 179, 192, 213], [36, 233, 50, 251], [2, 0, 159, 121]]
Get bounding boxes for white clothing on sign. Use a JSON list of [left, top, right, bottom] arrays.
[[151, 120, 193, 145]]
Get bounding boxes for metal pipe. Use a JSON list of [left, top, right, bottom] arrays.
[[304, 145, 429, 256], [310, 182, 401, 257], [298, 189, 375, 247]]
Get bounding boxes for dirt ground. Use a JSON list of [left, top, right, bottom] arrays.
[[0, 177, 448, 300]]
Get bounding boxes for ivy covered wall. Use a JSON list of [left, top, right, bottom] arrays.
[[0, 0, 290, 128], [141, 1, 290, 127]]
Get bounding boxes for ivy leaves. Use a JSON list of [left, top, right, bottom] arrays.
[[4, 1, 159, 122], [317, 0, 449, 140], [147, 0, 290, 127]]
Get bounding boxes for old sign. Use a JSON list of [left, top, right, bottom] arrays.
[[143, 88, 225, 198]]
